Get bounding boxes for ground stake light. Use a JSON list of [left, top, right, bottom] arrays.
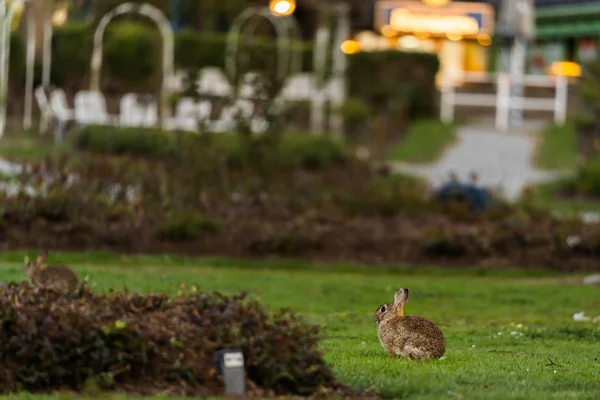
[[213, 349, 246, 395]]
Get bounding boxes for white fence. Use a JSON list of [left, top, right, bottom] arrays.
[[440, 72, 570, 132]]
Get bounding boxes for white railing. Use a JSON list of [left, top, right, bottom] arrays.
[[440, 72, 570, 132]]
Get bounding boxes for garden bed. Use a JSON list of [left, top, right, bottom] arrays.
[[2, 149, 600, 272], [0, 282, 368, 398]]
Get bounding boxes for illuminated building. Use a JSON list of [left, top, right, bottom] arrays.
[[358, 0, 495, 84]]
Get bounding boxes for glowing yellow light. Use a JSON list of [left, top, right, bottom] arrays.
[[415, 31, 430, 39], [389, 9, 479, 37], [380, 24, 396, 38], [398, 35, 420, 49], [422, 0, 451, 5], [269, 0, 296, 16], [550, 61, 581, 77], [52, 7, 68, 27], [447, 32, 462, 41], [340, 40, 361, 55], [477, 33, 491, 46]]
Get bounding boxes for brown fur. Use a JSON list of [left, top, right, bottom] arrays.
[[25, 252, 79, 293], [373, 288, 445, 360]]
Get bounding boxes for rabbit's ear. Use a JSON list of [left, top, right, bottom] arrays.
[[36, 252, 47, 266], [393, 288, 409, 311]]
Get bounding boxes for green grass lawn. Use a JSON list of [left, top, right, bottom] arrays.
[[0, 131, 71, 162], [521, 178, 600, 216], [533, 123, 577, 172], [387, 119, 455, 163], [523, 122, 600, 214], [1, 252, 599, 399]]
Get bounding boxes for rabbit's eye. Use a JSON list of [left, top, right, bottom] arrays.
[[380, 306, 386, 312]]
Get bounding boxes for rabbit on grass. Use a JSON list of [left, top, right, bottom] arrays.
[[24, 251, 79, 293], [373, 288, 445, 360]]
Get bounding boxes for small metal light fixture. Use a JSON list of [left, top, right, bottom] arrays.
[[213, 349, 246, 395]]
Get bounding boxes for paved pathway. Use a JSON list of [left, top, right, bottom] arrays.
[[388, 119, 566, 202]]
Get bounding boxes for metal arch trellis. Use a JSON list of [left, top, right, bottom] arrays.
[[225, 6, 303, 88], [310, 3, 350, 137], [90, 2, 174, 128], [0, 0, 48, 137]]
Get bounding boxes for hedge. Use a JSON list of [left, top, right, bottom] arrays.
[[75, 125, 346, 170], [347, 50, 440, 119], [575, 154, 600, 196], [44, 23, 313, 90], [9, 22, 439, 122]]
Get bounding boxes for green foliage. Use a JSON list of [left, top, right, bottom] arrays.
[[275, 132, 345, 170], [577, 61, 600, 126], [0, 283, 341, 396], [51, 23, 92, 89], [104, 22, 161, 86], [534, 123, 577, 171], [75, 126, 175, 158], [93, 0, 171, 20], [575, 154, 600, 196], [347, 50, 440, 120], [336, 97, 372, 138], [338, 173, 430, 216], [387, 118, 455, 162], [175, 29, 313, 77], [174, 29, 228, 69], [160, 211, 221, 241], [75, 125, 345, 170], [8, 33, 25, 84], [45, 22, 313, 90]]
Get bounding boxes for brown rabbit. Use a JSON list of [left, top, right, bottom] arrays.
[[373, 288, 445, 360], [25, 251, 79, 293]]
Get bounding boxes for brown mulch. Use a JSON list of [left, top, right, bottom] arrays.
[[2, 200, 600, 272]]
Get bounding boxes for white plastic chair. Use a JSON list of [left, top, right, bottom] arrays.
[[47, 88, 77, 143], [119, 93, 146, 127], [49, 88, 75, 123], [238, 72, 268, 100], [197, 67, 231, 97], [278, 73, 315, 101], [145, 101, 158, 127], [74, 91, 119, 126], [165, 97, 199, 132], [34, 86, 52, 133], [325, 77, 345, 104], [235, 99, 254, 119], [207, 99, 267, 133], [119, 93, 158, 127], [197, 100, 212, 120], [206, 104, 237, 133]]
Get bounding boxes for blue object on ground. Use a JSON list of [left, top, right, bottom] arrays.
[[434, 182, 491, 212]]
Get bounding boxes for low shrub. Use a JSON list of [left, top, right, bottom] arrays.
[[75, 125, 176, 158], [575, 155, 600, 196], [160, 211, 221, 241], [337, 174, 430, 217], [0, 283, 349, 396], [75, 126, 345, 170], [336, 97, 372, 139], [347, 51, 440, 122], [4, 153, 600, 270]]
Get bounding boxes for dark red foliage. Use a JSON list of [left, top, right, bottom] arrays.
[[0, 282, 355, 397], [1, 154, 600, 271]]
